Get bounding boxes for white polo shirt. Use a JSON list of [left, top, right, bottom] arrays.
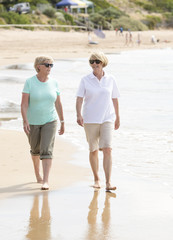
[[76, 72, 120, 124]]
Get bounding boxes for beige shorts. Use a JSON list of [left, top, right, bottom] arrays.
[[28, 120, 57, 160], [84, 122, 114, 152]]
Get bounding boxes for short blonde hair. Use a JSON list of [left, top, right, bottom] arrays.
[[89, 51, 108, 68], [34, 55, 54, 72]]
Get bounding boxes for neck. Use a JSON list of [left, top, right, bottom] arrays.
[[37, 73, 48, 82], [93, 70, 104, 80]]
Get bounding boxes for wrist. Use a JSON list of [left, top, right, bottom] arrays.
[[60, 120, 64, 123]]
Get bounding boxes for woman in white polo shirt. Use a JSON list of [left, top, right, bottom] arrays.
[[76, 51, 120, 191]]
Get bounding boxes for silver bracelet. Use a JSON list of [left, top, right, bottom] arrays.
[[60, 120, 64, 123]]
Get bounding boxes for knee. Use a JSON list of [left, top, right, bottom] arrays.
[[103, 148, 112, 156], [90, 150, 98, 156]]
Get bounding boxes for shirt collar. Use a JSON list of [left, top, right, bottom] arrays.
[[90, 71, 107, 79]]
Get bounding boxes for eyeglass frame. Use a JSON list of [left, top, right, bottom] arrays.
[[40, 63, 54, 68], [89, 59, 102, 64]]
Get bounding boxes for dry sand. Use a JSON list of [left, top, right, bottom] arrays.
[[0, 29, 173, 240], [0, 29, 173, 66], [0, 129, 89, 200]]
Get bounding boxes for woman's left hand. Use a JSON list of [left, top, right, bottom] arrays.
[[58, 123, 65, 135], [114, 117, 120, 130]]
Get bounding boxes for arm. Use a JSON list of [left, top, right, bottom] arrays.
[[21, 93, 30, 135], [112, 98, 120, 130], [55, 95, 64, 135], [76, 97, 84, 127]]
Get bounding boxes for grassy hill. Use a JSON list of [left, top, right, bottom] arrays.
[[106, 0, 173, 28], [0, 0, 172, 30]]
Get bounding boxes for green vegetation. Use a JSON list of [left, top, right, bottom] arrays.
[[0, 17, 5, 24], [130, 0, 173, 12], [143, 15, 162, 29], [0, 0, 172, 30], [90, 0, 113, 11], [112, 16, 148, 31], [164, 12, 173, 28], [43, 7, 56, 18], [0, 12, 31, 24]]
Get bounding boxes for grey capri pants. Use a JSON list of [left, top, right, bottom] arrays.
[[28, 120, 57, 160]]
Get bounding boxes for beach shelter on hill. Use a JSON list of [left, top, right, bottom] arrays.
[[70, 0, 89, 13], [56, 0, 78, 7], [81, 0, 94, 13], [70, 0, 86, 8], [81, 0, 94, 8]]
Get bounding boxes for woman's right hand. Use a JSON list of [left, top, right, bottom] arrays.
[[77, 115, 84, 127], [23, 121, 30, 135]]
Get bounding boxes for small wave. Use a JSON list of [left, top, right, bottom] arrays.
[[0, 76, 24, 83], [5, 64, 32, 70], [0, 100, 20, 113]]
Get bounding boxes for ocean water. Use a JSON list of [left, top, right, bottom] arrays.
[[0, 49, 173, 188]]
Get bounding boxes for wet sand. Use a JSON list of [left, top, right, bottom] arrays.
[[0, 129, 173, 240]]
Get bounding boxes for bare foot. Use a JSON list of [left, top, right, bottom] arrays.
[[37, 179, 43, 184], [106, 184, 116, 191], [91, 181, 101, 189], [37, 179, 43, 183], [41, 183, 49, 190], [36, 176, 43, 183]]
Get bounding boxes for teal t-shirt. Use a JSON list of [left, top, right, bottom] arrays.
[[22, 75, 60, 125]]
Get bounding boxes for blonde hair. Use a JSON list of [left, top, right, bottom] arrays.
[[34, 55, 54, 72], [89, 51, 108, 67]]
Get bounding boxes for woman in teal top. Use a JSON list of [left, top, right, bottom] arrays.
[[21, 56, 64, 190]]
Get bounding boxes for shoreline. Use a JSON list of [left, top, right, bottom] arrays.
[[0, 29, 173, 67]]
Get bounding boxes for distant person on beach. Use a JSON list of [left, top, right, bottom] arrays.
[[125, 32, 128, 46], [115, 28, 118, 36], [119, 27, 123, 36], [151, 35, 156, 44], [21, 56, 64, 190], [137, 33, 141, 46], [129, 31, 133, 46], [76, 51, 120, 191]]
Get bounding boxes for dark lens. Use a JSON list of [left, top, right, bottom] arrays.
[[89, 60, 94, 64], [43, 63, 53, 68], [95, 60, 101, 64]]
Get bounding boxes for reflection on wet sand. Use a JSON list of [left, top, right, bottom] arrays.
[[87, 190, 116, 240], [26, 192, 51, 240]]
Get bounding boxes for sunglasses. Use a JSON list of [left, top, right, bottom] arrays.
[[89, 59, 101, 64], [41, 63, 54, 68]]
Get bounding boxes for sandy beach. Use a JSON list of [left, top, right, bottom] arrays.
[[0, 129, 90, 200], [0, 29, 173, 66], [0, 29, 173, 239], [0, 130, 173, 240]]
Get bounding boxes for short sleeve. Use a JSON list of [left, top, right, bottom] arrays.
[[76, 78, 85, 97], [22, 79, 30, 94], [112, 78, 120, 98]]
